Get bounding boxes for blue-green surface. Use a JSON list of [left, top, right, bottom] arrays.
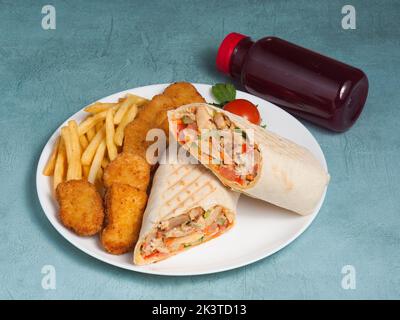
[[0, 0, 399, 299]]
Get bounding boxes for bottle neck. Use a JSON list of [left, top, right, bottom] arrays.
[[230, 37, 254, 79]]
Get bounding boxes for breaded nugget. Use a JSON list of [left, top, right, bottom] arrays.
[[136, 94, 175, 124], [123, 119, 153, 157], [155, 111, 170, 137], [101, 183, 148, 254], [123, 82, 205, 160], [163, 82, 206, 106], [103, 153, 150, 191], [124, 95, 175, 152], [56, 179, 104, 236]]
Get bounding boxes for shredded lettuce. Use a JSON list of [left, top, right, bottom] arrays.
[[217, 217, 226, 226], [203, 210, 211, 219], [182, 115, 194, 124]]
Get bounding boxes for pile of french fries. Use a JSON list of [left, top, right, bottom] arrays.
[[43, 94, 148, 191]]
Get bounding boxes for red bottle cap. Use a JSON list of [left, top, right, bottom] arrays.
[[216, 32, 248, 74]]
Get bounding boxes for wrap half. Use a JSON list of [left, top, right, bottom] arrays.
[[168, 103, 330, 215], [133, 160, 239, 265]]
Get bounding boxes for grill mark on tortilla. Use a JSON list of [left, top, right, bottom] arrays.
[[163, 168, 205, 208], [167, 175, 215, 214], [163, 164, 194, 199], [166, 164, 187, 187], [171, 180, 216, 214]]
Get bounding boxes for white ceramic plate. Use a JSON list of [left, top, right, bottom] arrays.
[[36, 83, 328, 276]]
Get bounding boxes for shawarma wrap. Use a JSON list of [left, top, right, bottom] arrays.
[[133, 160, 239, 265], [168, 103, 330, 216]]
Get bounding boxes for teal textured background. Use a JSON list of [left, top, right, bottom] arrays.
[[0, 0, 399, 299]]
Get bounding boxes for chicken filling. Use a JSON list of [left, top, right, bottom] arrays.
[[140, 206, 231, 260], [175, 107, 260, 186]]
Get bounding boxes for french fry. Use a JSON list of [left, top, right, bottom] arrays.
[[96, 167, 103, 181], [53, 138, 66, 191], [45, 94, 148, 187], [126, 93, 149, 106], [81, 126, 105, 166], [88, 140, 106, 184], [95, 121, 104, 133], [105, 109, 118, 161], [86, 126, 96, 142], [43, 137, 60, 176], [68, 120, 82, 180], [61, 126, 72, 167], [113, 97, 132, 125], [82, 165, 90, 179], [84, 102, 117, 114], [113, 94, 148, 125], [114, 104, 138, 146], [101, 157, 109, 169], [79, 134, 89, 149], [78, 111, 108, 135], [94, 167, 104, 190]]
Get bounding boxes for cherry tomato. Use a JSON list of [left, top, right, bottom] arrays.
[[223, 99, 261, 125]]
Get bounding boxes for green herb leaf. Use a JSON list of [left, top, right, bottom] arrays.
[[217, 217, 226, 226], [203, 210, 211, 219], [183, 244, 191, 248], [260, 123, 267, 129], [182, 115, 194, 124], [212, 83, 236, 105]]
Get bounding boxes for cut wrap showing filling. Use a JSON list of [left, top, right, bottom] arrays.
[[139, 205, 233, 263], [173, 106, 261, 187]]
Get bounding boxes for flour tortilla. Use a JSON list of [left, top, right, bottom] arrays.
[[168, 103, 330, 215], [133, 159, 239, 265]]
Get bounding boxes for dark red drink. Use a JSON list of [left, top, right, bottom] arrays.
[[216, 33, 368, 132]]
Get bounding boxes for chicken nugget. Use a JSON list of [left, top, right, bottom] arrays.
[[123, 82, 205, 162], [123, 119, 153, 157], [103, 153, 150, 191], [163, 82, 206, 106], [154, 109, 171, 137], [56, 179, 104, 236], [101, 183, 148, 254], [136, 94, 175, 124]]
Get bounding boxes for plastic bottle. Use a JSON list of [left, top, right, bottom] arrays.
[[216, 32, 369, 132]]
